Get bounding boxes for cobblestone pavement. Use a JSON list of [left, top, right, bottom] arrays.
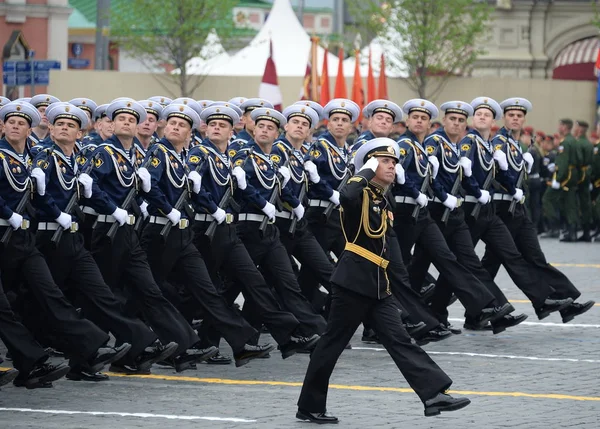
[[1, 240, 598, 429]]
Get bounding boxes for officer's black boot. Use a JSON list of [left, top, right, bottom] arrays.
[[578, 225, 592, 242], [559, 226, 577, 242]]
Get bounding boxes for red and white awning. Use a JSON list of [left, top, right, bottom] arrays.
[[553, 37, 599, 81]]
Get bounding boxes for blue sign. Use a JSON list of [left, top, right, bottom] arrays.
[[68, 58, 90, 69], [2, 60, 60, 86]]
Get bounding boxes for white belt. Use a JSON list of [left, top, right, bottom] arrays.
[[80, 206, 98, 215], [195, 213, 234, 224], [464, 195, 479, 203], [308, 199, 331, 208], [394, 196, 416, 205], [149, 215, 189, 229], [0, 218, 30, 229], [275, 211, 293, 219], [529, 173, 540, 179], [97, 214, 136, 225], [238, 213, 268, 222], [493, 194, 513, 202]]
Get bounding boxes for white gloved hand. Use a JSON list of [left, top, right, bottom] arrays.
[[458, 157, 472, 177], [427, 156, 440, 179], [187, 171, 202, 194], [442, 194, 458, 211], [278, 166, 291, 188], [31, 167, 46, 196], [512, 188, 524, 201], [136, 167, 152, 193], [8, 212, 23, 230], [211, 207, 227, 224], [55, 212, 72, 230], [547, 163, 556, 173], [361, 156, 379, 173], [293, 204, 305, 220], [232, 166, 247, 190], [477, 189, 491, 204], [415, 193, 428, 208], [111, 207, 129, 226], [590, 183, 594, 192], [140, 201, 149, 219], [493, 150, 508, 171], [261, 201, 276, 220], [77, 173, 94, 198], [166, 208, 181, 226], [303, 160, 320, 184], [329, 190, 340, 206], [551, 179, 561, 190], [395, 164, 405, 184], [522, 152, 534, 174]]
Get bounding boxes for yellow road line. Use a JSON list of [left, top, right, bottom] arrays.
[[508, 299, 600, 307], [550, 263, 600, 268]]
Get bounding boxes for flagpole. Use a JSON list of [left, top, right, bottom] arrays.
[[310, 35, 320, 101]]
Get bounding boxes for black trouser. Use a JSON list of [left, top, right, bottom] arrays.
[[393, 204, 494, 317], [297, 286, 452, 412], [527, 178, 543, 232], [0, 228, 108, 362], [482, 202, 581, 301], [464, 202, 553, 309], [236, 220, 327, 336], [0, 277, 49, 374], [37, 230, 157, 363], [91, 222, 199, 356], [140, 224, 256, 353], [192, 221, 300, 346], [410, 205, 509, 323]]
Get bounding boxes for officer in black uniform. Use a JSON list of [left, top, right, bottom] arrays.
[[296, 138, 470, 424], [139, 102, 276, 367], [0, 101, 131, 383], [85, 99, 213, 372]]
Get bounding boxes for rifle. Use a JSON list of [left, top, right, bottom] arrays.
[[470, 167, 494, 220], [204, 148, 252, 241], [51, 152, 99, 245], [1, 182, 32, 246], [259, 157, 289, 235], [322, 165, 354, 222], [159, 154, 208, 240], [106, 146, 160, 241], [508, 168, 525, 214], [288, 181, 307, 237], [412, 144, 440, 220]]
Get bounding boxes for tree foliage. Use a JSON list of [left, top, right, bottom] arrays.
[[347, 0, 493, 99], [110, 0, 238, 97]]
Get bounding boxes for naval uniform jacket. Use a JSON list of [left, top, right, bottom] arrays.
[[271, 136, 307, 208], [304, 131, 349, 203], [0, 138, 33, 222]]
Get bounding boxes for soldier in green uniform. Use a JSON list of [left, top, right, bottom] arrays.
[[553, 119, 579, 242], [591, 125, 600, 241], [574, 120, 594, 241]]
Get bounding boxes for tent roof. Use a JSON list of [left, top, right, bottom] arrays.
[[342, 35, 409, 79]]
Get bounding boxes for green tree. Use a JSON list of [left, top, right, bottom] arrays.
[[110, 0, 238, 97], [347, 0, 493, 100]]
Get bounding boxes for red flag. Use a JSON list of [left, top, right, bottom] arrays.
[[595, 46, 600, 74], [301, 61, 312, 100], [320, 47, 331, 106], [259, 39, 283, 111], [333, 47, 347, 99], [367, 48, 376, 103], [378, 53, 388, 100], [351, 49, 364, 122]]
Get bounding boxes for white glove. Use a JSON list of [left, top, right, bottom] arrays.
[[522, 152, 534, 174], [140, 201, 149, 219], [232, 166, 247, 190], [304, 160, 320, 184], [329, 190, 340, 206], [136, 168, 152, 193], [427, 156, 439, 179], [187, 171, 202, 194], [458, 157, 472, 177], [493, 150, 508, 171], [166, 208, 181, 225], [111, 207, 129, 226], [442, 194, 458, 211], [395, 164, 405, 184], [477, 190, 491, 204], [77, 173, 94, 198], [551, 179, 560, 190], [278, 166, 291, 188], [211, 207, 227, 224], [31, 168, 46, 196], [416, 193, 428, 208], [361, 157, 379, 173], [547, 163, 556, 173], [512, 188, 524, 201], [590, 183, 594, 192], [55, 212, 72, 230], [8, 212, 23, 230], [261, 201, 276, 220], [293, 204, 305, 220]]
